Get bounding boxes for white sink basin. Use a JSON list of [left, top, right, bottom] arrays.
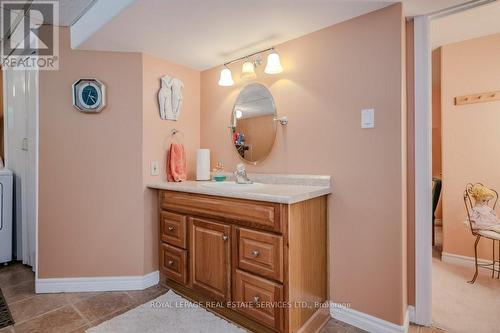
[[199, 181, 265, 191]]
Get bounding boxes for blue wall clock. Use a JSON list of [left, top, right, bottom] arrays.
[[72, 78, 106, 113]]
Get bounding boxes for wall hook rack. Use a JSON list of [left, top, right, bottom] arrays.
[[455, 90, 500, 106]]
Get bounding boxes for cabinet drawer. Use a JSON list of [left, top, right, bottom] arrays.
[[233, 269, 283, 332], [160, 211, 187, 249], [237, 228, 283, 282], [160, 191, 282, 232], [160, 243, 188, 285]]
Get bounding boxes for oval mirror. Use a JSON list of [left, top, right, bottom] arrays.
[[230, 83, 277, 164]]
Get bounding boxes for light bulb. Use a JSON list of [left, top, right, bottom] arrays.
[[264, 51, 283, 74], [218, 67, 234, 86], [235, 110, 243, 119]]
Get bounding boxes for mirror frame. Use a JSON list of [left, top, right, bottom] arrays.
[[230, 83, 277, 165]]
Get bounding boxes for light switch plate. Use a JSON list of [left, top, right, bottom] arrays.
[[150, 160, 160, 176], [361, 108, 375, 129]]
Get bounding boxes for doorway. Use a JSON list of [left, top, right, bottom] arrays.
[[413, 0, 500, 331]]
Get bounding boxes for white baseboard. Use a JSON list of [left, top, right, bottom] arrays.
[[442, 252, 499, 270], [36, 270, 159, 293], [330, 303, 410, 333]]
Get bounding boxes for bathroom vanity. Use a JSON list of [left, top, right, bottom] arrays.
[[149, 177, 331, 333]]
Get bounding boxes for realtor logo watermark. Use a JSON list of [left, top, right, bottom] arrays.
[[1, 0, 59, 70]]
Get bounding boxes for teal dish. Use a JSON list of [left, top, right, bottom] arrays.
[[213, 175, 227, 182]]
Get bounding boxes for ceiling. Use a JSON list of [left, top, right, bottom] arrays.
[[56, 0, 96, 26], [1, 0, 476, 69], [0, 0, 95, 43], [72, 0, 474, 70], [403, 0, 480, 17], [75, 0, 394, 70], [431, 1, 500, 49], [0, 0, 96, 26]]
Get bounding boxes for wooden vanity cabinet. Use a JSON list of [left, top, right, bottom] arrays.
[[158, 190, 329, 333]]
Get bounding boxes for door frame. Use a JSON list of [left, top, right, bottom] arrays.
[[413, 15, 432, 326]]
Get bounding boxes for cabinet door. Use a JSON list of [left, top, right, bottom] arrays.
[[190, 217, 231, 301]]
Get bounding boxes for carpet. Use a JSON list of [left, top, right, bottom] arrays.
[[433, 256, 500, 333], [0, 288, 14, 329], [86, 290, 247, 333]]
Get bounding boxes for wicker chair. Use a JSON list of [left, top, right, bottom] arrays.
[[464, 183, 500, 284]]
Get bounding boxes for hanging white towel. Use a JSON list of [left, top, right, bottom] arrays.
[[158, 75, 184, 121]]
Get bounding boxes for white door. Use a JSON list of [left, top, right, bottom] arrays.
[[3, 68, 38, 269]]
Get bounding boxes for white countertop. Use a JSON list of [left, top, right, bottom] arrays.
[[147, 178, 331, 204]]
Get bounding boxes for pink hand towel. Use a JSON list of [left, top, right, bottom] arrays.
[[167, 143, 187, 182]]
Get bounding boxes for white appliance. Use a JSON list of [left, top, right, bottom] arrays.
[[0, 169, 13, 264]]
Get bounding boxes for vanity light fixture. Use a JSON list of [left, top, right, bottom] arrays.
[[218, 47, 283, 86], [218, 66, 234, 86]]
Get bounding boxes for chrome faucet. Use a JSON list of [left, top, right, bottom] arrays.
[[234, 163, 253, 184]]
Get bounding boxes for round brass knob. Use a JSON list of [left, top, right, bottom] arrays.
[[168, 260, 174, 266], [168, 226, 174, 231], [222, 235, 228, 241], [251, 250, 259, 257]]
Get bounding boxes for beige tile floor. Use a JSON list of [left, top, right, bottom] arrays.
[[0, 262, 433, 333], [0, 263, 167, 333]]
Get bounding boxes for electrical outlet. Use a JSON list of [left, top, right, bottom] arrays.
[[150, 160, 160, 176]]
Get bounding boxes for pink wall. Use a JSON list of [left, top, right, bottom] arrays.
[[39, 28, 201, 277], [201, 4, 408, 325], [441, 33, 500, 260], [39, 28, 145, 277], [142, 53, 200, 273]]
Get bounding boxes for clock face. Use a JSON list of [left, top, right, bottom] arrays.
[[72, 79, 106, 113], [78, 83, 102, 109]]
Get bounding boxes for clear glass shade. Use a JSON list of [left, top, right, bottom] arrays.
[[218, 67, 234, 86], [264, 52, 283, 74]]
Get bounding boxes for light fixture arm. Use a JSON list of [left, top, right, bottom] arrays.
[[223, 47, 275, 67], [274, 116, 288, 126]]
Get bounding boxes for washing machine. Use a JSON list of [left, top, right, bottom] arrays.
[[0, 168, 13, 264]]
